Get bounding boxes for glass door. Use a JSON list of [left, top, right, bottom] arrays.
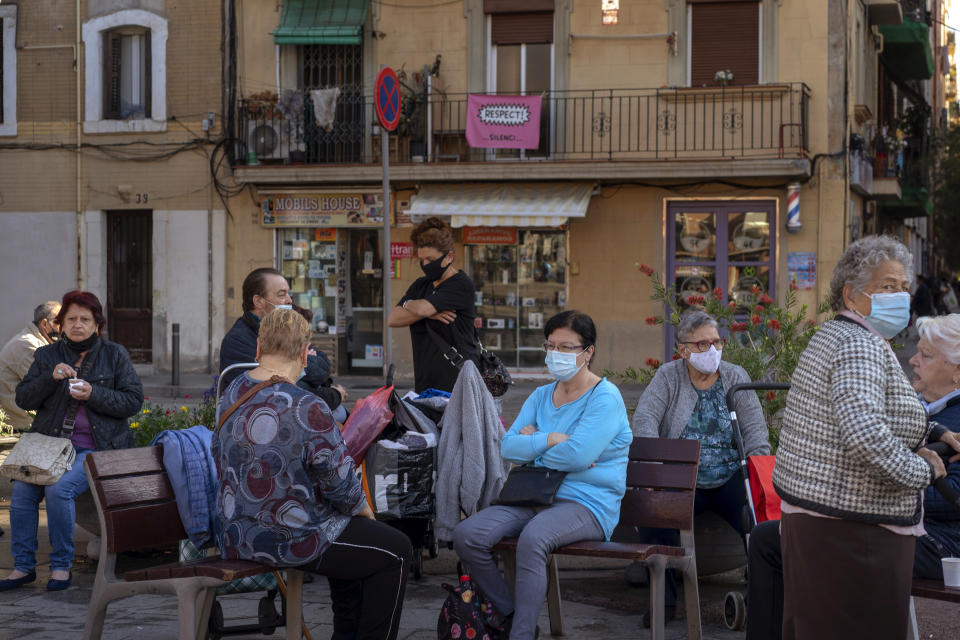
[[665, 201, 777, 358], [346, 229, 384, 371]]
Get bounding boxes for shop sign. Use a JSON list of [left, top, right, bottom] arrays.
[[390, 242, 414, 260], [466, 94, 542, 149], [462, 226, 518, 245], [314, 228, 337, 241], [261, 193, 391, 227]]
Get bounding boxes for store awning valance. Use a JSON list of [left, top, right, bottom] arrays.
[[877, 184, 933, 219], [408, 183, 594, 228], [273, 0, 369, 45]]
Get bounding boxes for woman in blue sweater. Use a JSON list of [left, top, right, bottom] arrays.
[[454, 311, 632, 640]]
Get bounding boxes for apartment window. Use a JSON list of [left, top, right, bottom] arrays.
[[103, 28, 151, 120], [298, 44, 364, 163], [0, 4, 17, 136], [83, 9, 167, 133], [689, 0, 760, 86], [487, 1, 554, 157]]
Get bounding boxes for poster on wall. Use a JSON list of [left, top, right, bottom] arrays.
[[261, 193, 393, 227], [788, 251, 816, 290]]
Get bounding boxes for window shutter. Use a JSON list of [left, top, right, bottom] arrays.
[[484, 0, 553, 13], [491, 12, 553, 45], [103, 30, 122, 119], [144, 30, 152, 119], [690, 2, 760, 86]]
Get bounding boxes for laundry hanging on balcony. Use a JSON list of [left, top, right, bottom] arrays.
[[466, 94, 543, 149], [408, 183, 593, 228], [273, 0, 369, 45], [310, 88, 341, 131]]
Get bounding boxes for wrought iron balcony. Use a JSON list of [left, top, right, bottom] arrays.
[[236, 84, 810, 167]]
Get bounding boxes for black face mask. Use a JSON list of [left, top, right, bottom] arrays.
[[64, 333, 99, 353], [421, 255, 448, 281], [47, 331, 60, 341]]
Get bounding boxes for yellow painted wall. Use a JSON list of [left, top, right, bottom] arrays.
[[778, 0, 830, 154], [568, 0, 670, 90]]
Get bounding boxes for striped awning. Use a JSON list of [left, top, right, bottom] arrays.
[[408, 183, 594, 228]]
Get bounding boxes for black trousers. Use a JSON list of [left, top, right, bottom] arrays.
[[298, 517, 413, 640], [637, 471, 748, 607], [745, 519, 783, 640]]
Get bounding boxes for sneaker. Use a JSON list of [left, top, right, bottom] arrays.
[[641, 605, 676, 628]]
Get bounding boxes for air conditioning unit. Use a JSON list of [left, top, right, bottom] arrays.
[[246, 120, 304, 161]]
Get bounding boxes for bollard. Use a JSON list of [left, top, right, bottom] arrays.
[[171, 323, 180, 387]]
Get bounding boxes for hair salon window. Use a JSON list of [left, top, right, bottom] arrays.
[[665, 200, 777, 357]]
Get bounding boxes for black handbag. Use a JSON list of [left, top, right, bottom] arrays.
[[493, 380, 602, 507], [425, 324, 513, 397], [493, 464, 567, 507]]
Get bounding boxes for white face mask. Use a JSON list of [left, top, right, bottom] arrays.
[[545, 349, 584, 381], [687, 344, 722, 375]]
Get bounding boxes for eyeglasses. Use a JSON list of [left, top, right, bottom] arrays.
[[681, 338, 726, 352], [542, 342, 585, 353]]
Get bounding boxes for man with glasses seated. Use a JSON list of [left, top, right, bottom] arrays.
[[630, 309, 768, 627]]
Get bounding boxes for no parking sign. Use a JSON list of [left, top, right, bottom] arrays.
[[375, 68, 401, 132]]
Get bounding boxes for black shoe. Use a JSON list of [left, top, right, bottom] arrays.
[[0, 572, 36, 592], [642, 605, 676, 628], [492, 614, 538, 640], [46, 572, 72, 592]]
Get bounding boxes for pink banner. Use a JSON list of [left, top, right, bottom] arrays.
[[466, 94, 542, 149]]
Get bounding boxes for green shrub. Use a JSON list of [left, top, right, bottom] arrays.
[[129, 377, 218, 447], [604, 266, 829, 449]]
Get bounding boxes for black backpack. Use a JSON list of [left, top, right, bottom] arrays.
[[437, 564, 505, 640]]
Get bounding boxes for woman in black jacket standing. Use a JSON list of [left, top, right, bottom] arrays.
[[0, 291, 142, 592]]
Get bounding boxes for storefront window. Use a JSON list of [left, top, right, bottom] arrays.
[[346, 229, 384, 370], [280, 228, 338, 332], [467, 228, 567, 369], [665, 202, 777, 357]]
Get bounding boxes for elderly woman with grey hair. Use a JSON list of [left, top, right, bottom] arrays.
[[631, 308, 768, 626], [772, 235, 960, 640]]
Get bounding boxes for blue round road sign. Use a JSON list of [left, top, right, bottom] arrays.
[[375, 68, 401, 132]]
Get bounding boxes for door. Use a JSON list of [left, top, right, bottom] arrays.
[[106, 210, 152, 362], [665, 201, 777, 358], [346, 229, 384, 371]]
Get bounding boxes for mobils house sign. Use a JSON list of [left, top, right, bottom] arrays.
[[261, 192, 389, 227], [466, 94, 542, 149]]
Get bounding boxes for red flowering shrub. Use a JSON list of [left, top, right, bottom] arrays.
[[713, 287, 724, 300], [645, 316, 659, 326], [767, 319, 782, 330]]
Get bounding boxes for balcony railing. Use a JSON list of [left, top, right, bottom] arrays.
[[236, 84, 810, 167]]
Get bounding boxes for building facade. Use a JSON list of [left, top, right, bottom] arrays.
[[0, 0, 226, 373]]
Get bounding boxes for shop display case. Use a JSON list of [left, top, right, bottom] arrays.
[[466, 229, 567, 370], [280, 228, 339, 370]]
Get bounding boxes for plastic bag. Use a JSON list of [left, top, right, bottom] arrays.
[[362, 431, 437, 520], [342, 384, 394, 461], [747, 455, 781, 523]]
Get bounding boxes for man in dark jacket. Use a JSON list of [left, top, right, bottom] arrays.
[[219, 268, 345, 416]]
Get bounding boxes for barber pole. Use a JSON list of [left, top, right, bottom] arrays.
[[786, 183, 801, 233]]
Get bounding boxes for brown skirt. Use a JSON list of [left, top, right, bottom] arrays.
[[781, 512, 915, 640]]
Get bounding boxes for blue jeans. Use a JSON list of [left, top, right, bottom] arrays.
[[10, 448, 93, 572]]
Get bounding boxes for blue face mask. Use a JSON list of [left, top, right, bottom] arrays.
[[545, 349, 584, 381], [862, 292, 911, 339]]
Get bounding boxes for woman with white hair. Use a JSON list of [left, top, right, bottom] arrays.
[[773, 236, 960, 640], [909, 313, 960, 578]]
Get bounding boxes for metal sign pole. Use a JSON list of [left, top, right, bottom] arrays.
[[382, 128, 392, 374]]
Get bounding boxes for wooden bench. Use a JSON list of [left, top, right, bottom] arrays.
[[907, 579, 960, 639], [493, 437, 702, 640], [81, 446, 306, 640]]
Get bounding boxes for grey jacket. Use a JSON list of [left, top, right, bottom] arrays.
[[632, 359, 770, 457], [434, 360, 509, 542]]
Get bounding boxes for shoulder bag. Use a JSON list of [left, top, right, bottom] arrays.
[[217, 375, 284, 431], [425, 324, 513, 397], [494, 380, 603, 507], [1, 355, 94, 485]]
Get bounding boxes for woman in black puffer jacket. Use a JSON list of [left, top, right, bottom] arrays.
[[0, 291, 142, 593]]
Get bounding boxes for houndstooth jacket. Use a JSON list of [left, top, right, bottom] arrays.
[[773, 316, 937, 526]]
